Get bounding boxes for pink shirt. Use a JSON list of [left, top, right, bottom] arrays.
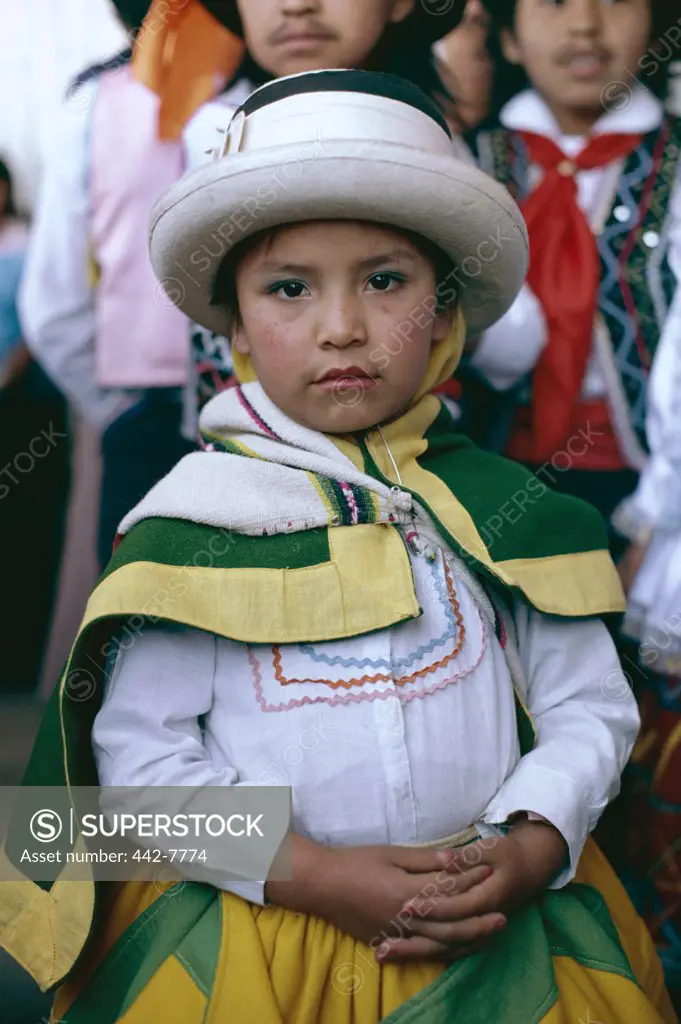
[[20, 65, 243, 425], [90, 66, 187, 387]]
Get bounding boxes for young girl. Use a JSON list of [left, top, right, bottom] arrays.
[[157, 0, 470, 431], [1, 69, 675, 1023], [466, 0, 681, 551]]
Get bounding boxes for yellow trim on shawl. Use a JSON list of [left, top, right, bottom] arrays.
[[364, 397, 625, 617], [0, 640, 100, 991], [0, 527, 420, 994], [495, 551, 626, 617], [80, 524, 420, 645], [0, 847, 95, 993]]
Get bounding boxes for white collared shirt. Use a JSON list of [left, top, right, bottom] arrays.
[[92, 527, 638, 906]]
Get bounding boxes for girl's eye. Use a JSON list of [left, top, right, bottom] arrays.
[[269, 280, 308, 299], [368, 273, 406, 292]]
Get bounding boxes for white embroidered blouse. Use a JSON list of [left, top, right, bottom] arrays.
[[92, 522, 639, 906]]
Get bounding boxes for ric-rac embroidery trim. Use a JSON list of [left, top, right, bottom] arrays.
[[272, 558, 465, 689]]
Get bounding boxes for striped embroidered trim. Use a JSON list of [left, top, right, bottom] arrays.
[[348, 482, 381, 524], [201, 433, 263, 460], [339, 480, 360, 525], [271, 558, 465, 689], [315, 474, 348, 525], [235, 385, 281, 439], [247, 605, 487, 712], [309, 473, 381, 527]]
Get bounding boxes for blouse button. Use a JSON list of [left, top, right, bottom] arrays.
[[613, 205, 631, 223], [642, 230, 660, 248]]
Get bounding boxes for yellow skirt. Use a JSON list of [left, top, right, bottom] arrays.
[[52, 839, 677, 1024]]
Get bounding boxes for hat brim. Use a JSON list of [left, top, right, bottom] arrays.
[[149, 141, 528, 336], [199, 1, 467, 44]]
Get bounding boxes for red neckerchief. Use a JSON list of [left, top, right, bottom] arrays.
[[518, 130, 644, 461]]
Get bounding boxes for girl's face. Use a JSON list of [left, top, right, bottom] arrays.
[[232, 221, 454, 434], [235, 0, 415, 77], [503, 0, 652, 131]]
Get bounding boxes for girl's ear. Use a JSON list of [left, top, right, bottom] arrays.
[[232, 317, 251, 355], [500, 26, 522, 65], [390, 0, 416, 27], [431, 301, 456, 343]]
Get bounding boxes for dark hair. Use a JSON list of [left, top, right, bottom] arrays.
[[482, 0, 677, 121], [65, 3, 145, 99], [0, 158, 17, 217], [225, 24, 460, 127], [67, 48, 132, 99], [111, 0, 151, 32], [211, 224, 457, 323]]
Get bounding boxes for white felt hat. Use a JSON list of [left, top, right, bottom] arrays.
[[149, 70, 528, 335]]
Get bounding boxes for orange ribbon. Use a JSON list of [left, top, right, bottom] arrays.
[[132, 0, 244, 139]]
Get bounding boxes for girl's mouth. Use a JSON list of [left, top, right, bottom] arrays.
[[315, 377, 380, 393], [314, 367, 380, 392]]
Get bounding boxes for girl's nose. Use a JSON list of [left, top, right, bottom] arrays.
[[317, 296, 368, 349]]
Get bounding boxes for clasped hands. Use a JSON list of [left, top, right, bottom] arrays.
[[375, 819, 567, 963], [266, 819, 568, 964]]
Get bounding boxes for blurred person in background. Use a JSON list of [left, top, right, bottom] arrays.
[[462, 0, 681, 1005], [464, 0, 681, 547], [0, 159, 30, 387], [19, 0, 242, 568], [169, 0, 470, 433], [433, 0, 492, 131], [0, 157, 69, 693], [613, 277, 681, 1010]]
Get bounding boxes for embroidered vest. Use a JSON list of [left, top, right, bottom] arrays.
[[90, 66, 188, 387], [470, 117, 681, 453]]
